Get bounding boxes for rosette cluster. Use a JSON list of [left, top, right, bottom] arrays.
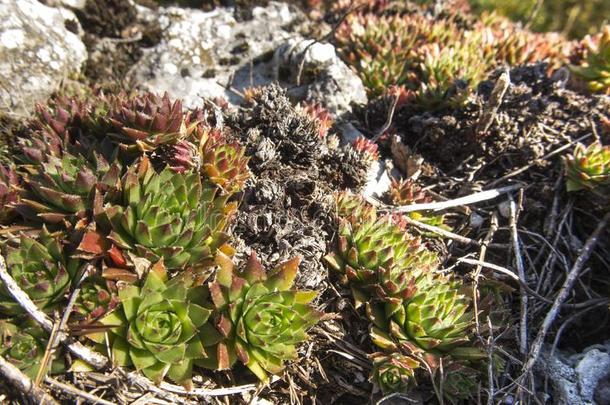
[[0, 90, 322, 388], [325, 192, 484, 399], [334, 1, 573, 109], [570, 26, 610, 94], [564, 141, 610, 202]]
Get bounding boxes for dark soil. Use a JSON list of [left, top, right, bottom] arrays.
[[74, 0, 162, 88]]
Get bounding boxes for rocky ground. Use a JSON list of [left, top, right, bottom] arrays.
[[0, 0, 609, 404]]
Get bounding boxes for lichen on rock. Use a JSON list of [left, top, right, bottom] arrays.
[[0, 0, 87, 116]]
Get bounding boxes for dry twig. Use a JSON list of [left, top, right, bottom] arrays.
[[36, 271, 89, 386], [457, 257, 608, 310], [0, 355, 59, 405], [473, 212, 499, 333], [0, 254, 109, 369], [475, 69, 510, 136], [46, 377, 116, 405], [486, 133, 592, 188], [399, 215, 506, 249], [509, 194, 528, 356], [522, 211, 610, 375]]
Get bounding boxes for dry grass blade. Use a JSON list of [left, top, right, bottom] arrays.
[[509, 194, 528, 356], [369, 184, 523, 213], [486, 133, 593, 188], [35, 271, 89, 386], [473, 212, 499, 333], [400, 215, 507, 249]]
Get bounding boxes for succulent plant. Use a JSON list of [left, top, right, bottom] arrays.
[[15, 96, 119, 225], [99, 158, 236, 270], [92, 261, 212, 386], [324, 207, 438, 308], [299, 102, 334, 138], [336, 7, 570, 108], [335, 12, 459, 97], [0, 228, 81, 315], [240, 84, 326, 166], [389, 178, 430, 206], [73, 277, 119, 323], [437, 360, 480, 402], [564, 141, 610, 196], [414, 40, 489, 109], [29, 96, 107, 145], [19, 150, 121, 224], [197, 127, 250, 195], [369, 351, 419, 394], [152, 139, 199, 174], [570, 26, 610, 94], [202, 252, 322, 382], [335, 191, 377, 224], [352, 136, 379, 161], [334, 8, 494, 107], [0, 163, 20, 224], [0, 321, 65, 379], [374, 277, 473, 352], [480, 15, 570, 71], [107, 92, 199, 152]]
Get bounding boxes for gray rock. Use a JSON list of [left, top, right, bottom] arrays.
[[538, 342, 610, 404], [273, 37, 367, 117], [131, 2, 300, 108], [338, 122, 364, 145], [132, 2, 366, 117], [576, 347, 610, 403], [0, 0, 86, 116]]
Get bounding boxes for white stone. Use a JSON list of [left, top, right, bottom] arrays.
[[0, 29, 24, 49], [274, 37, 367, 116], [308, 42, 336, 65], [163, 63, 178, 75], [42, 0, 87, 9], [36, 48, 51, 63], [469, 212, 485, 228], [217, 24, 232, 39], [363, 160, 392, 198], [538, 341, 610, 404]]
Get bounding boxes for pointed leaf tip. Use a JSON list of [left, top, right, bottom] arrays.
[[243, 251, 266, 284], [267, 256, 301, 291]]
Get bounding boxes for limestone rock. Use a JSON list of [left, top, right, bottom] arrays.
[[0, 0, 87, 116], [132, 2, 366, 118], [274, 37, 367, 117], [538, 342, 610, 404], [131, 2, 300, 108]]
